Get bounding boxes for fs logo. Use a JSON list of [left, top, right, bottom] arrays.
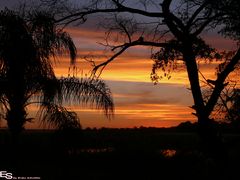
[[0, 171, 13, 179]]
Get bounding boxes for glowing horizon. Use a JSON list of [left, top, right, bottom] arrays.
[[52, 27, 235, 129], [0, 26, 236, 129]]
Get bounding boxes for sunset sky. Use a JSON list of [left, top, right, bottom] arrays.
[[0, 1, 237, 129], [51, 26, 235, 129]]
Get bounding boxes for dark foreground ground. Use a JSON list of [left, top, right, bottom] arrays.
[[0, 128, 240, 180]]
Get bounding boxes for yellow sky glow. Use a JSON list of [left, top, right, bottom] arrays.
[[1, 27, 235, 129], [28, 27, 233, 129]]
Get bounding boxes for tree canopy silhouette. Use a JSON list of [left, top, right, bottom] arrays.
[[0, 9, 114, 138], [51, 0, 240, 144]]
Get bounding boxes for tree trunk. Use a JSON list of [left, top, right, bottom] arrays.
[[5, 97, 27, 175], [183, 44, 227, 165], [6, 58, 27, 143], [6, 86, 26, 144], [7, 104, 26, 144], [183, 45, 206, 121]]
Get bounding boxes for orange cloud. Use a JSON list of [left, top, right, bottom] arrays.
[[41, 27, 226, 129], [2, 27, 231, 130]]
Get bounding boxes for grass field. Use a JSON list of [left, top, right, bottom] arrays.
[[0, 128, 240, 180]]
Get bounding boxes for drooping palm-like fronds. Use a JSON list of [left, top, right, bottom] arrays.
[[57, 77, 114, 117], [28, 10, 77, 64], [38, 76, 114, 128], [40, 104, 81, 130], [0, 9, 114, 134]]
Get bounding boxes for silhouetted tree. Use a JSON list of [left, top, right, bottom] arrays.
[[0, 9, 114, 141], [49, 0, 240, 158], [201, 0, 240, 123]]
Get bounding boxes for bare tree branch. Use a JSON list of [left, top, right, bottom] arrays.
[[206, 49, 240, 116], [55, 1, 164, 24], [92, 37, 174, 76], [161, 0, 185, 39], [186, 0, 210, 28]]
